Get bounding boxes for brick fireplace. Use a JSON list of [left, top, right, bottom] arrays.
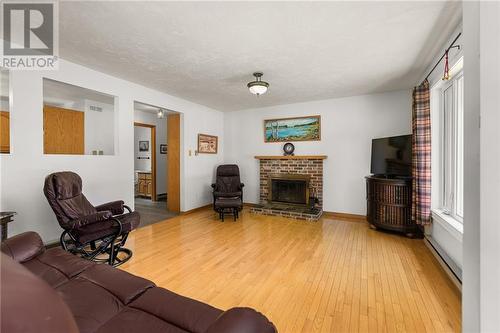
[[251, 155, 326, 221]]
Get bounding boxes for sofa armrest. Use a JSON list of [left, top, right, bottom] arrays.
[[1, 231, 45, 263], [74, 211, 113, 229], [206, 308, 277, 333], [95, 200, 125, 215]]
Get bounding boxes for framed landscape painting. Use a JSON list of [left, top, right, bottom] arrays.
[[264, 115, 321, 142], [198, 133, 218, 154]]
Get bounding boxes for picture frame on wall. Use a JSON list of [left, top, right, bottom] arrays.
[[139, 141, 149, 152], [264, 115, 321, 142], [197, 134, 218, 154], [160, 144, 167, 154]]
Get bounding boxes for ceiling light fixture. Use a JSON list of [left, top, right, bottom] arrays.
[[247, 72, 269, 96], [157, 108, 165, 119]]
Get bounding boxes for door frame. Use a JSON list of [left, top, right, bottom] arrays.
[[134, 122, 157, 202], [167, 113, 181, 212]]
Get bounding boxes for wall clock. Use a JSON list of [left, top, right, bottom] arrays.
[[283, 142, 295, 156]]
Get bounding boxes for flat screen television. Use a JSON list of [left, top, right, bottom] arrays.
[[370, 134, 412, 177]]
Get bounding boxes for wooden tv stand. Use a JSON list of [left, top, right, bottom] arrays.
[[365, 175, 419, 237]]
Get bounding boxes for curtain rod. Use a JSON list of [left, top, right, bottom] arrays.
[[423, 32, 462, 83]]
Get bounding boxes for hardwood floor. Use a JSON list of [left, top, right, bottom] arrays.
[[121, 208, 461, 332]]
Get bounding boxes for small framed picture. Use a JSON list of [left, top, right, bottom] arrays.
[[160, 144, 167, 154], [139, 141, 149, 152], [198, 134, 218, 154]]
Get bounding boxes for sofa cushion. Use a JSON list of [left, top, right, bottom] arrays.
[[129, 287, 223, 333], [95, 307, 189, 333], [79, 263, 154, 304], [57, 276, 124, 333], [23, 248, 94, 288]]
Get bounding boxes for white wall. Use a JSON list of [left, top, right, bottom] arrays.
[[478, 1, 500, 331], [83, 100, 115, 155], [463, 3, 481, 331], [133, 110, 168, 195], [224, 90, 411, 214], [463, 2, 500, 331], [0, 58, 224, 243]]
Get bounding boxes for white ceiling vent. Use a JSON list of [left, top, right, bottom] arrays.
[[88, 104, 103, 112]]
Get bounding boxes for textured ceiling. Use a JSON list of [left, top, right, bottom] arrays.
[[59, 1, 461, 112]]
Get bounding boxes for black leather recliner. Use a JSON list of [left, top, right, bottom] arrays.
[[211, 165, 244, 221], [43, 171, 140, 266]]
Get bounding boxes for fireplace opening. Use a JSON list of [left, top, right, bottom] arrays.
[[269, 174, 310, 206]]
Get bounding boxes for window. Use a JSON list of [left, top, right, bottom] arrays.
[[439, 72, 464, 222]]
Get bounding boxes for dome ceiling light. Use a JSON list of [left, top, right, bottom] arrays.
[[247, 72, 269, 96], [157, 108, 166, 119]]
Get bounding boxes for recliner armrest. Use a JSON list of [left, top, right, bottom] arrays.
[[1, 231, 45, 263], [95, 200, 125, 215], [206, 307, 277, 333], [74, 211, 113, 229]]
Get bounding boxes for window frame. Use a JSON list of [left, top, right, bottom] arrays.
[[437, 71, 464, 224]]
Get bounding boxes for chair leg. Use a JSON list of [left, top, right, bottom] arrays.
[[108, 241, 115, 265], [233, 208, 237, 221], [222, 211, 225, 222]]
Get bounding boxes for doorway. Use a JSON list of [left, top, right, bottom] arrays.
[[133, 102, 180, 227]]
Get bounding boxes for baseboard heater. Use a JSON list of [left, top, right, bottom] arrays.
[[424, 235, 462, 288]]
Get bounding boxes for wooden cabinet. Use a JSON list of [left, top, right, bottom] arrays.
[[366, 176, 419, 237], [43, 105, 84, 155], [0, 111, 10, 153], [137, 172, 153, 198]]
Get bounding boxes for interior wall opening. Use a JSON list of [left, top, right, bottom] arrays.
[[133, 101, 180, 227]]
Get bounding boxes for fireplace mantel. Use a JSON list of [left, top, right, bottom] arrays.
[[254, 155, 327, 160]]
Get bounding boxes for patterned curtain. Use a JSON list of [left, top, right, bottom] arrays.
[[412, 80, 431, 225]]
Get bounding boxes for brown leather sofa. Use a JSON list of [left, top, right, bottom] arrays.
[[1, 232, 277, 333]]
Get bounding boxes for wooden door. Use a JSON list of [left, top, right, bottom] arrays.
[[43, 105, 84, 154], [0, 111, 10, 153], [167, 114, 180, 212]]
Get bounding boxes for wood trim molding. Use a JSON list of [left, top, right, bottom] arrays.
[[254, 155, 327, 160], [167, 114, 181, 212], [181, 204, 211, 215], [243, 202, 260, 208], [323, 211, 367, 223]]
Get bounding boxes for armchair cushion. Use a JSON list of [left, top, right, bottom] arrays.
[[75, 211, 140, 244], [1, 231, 45, 263], [95, 200, 125, 215], [213, 191, 242, 198]]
